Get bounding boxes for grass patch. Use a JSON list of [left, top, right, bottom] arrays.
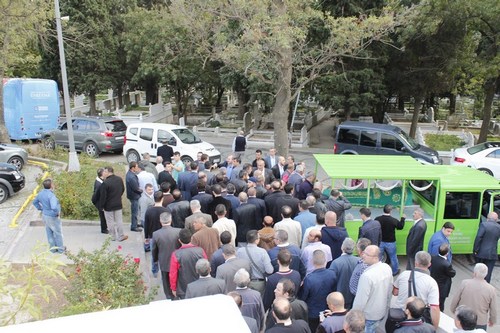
[[425, 134, 465, 151]]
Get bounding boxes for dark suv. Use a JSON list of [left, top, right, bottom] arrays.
[[41, 117, 127, 157], [0, 162, 25, 204]]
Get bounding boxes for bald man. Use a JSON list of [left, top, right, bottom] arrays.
[[267, 298, 311, 333], [317, 292, 348, 333], [321, 211, 348, 264], [301, 229, 332, 275]]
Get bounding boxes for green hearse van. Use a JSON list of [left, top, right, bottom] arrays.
[[314, 154, 500, 254]]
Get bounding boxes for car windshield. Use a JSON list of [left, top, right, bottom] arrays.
[[105, 120, 127, 132], [398, 130, 419, 150], [467, 142, 500, 155], [172, 128, 202, 144]]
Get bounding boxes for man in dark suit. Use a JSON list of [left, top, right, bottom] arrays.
[[264, 148, 279, 169], [247, 187, 267, 226], [208, 184, 232, 221], [233, 192, 258, 245], [230, 169, 249, 195], [430, 243, 456, 311], [406, 208, 427, 269], [185, 258, 225, 299], [152, 211, 181, 299], [166, 189, 191, 228], [264, 181, 285, 217], [271, 156, 286, 180], [191, 181, 213, 214], [177, 161, 199, 201], [156, 139, 174, 163], [473, 211, 500, 283], [215, 244, 251, 293], [91, 167, 108, 234], [273, 183, 299, 223], [255, 159, 275, 185]]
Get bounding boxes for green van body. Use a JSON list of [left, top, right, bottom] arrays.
[[314, 154, 500, 255]]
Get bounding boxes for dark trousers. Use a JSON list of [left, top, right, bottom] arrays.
[[98, 210, 107, 232], [475, 257, 496, 283], [161, 271, 174, 300], [308, 317, 320, 333], [439, 296, 447, 312]]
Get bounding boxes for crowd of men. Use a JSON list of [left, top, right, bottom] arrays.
[[89, 147, 499, 333]]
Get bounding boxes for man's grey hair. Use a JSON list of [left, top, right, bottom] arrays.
[[233, 268, 250, 288], [341, 238, 356, 255], [190, 200, 201, 211], [295, 164, 304, 173], [160, 212, 172, 224], [415, 251, 431, 267], [195, 259, 211, 277], [474, 263, 488, 279], [275, 229, 289, 243], [344, 310, 365, 333], [414, 207, 424, 217]]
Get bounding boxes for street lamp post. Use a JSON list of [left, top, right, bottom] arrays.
[[54, 0, 80, 172]]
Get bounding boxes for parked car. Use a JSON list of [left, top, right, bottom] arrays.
[[123, 123, 221, 164], [0, 143, 28, 170], [41, 117, 127, 157], [0, 162, 25, 204], [451, 142, 500, 178], [334, 121, 441, 164]]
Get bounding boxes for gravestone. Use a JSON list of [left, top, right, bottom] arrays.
[[243, 112, 252, 133]]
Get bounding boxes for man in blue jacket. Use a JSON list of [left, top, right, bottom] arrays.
[[126, 161, 143, 232], [33, 179, 65, 253]]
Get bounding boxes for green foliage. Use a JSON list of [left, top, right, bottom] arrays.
[[0, 247, 66, 326], [424, 134, 465, 151], [61, 239, 156, 316]]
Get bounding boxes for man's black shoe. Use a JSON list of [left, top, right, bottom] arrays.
[[131, 227, 143, 232], [101, 230, 109, 234]]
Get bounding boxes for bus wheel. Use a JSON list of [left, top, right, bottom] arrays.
[[83, 142, 100, 158], [43, 137, 55, 150]]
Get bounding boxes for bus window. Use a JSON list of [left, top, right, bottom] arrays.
[[444, 192, 480, 219], [411, 180, 436, 204]]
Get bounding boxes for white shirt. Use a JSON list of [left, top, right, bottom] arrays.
[[274, 218, 302, 247]]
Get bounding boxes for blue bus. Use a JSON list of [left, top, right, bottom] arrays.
[[3, 78, 60, 140]]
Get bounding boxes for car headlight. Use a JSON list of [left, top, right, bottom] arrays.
[[12, 171, 22, 180], [432, 156, 439, 164]]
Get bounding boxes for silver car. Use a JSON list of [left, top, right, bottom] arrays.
[[41, 117, 127, 157], [0, 143, 28, 170]]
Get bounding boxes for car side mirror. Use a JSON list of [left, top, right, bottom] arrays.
[[168, 138, 177, 146], [399, 146, 406, 152]]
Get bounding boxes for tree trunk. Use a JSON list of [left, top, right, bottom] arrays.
[[145, 80, 158, 105], [116, 86, 123, 109], [272, 60, 293, 157], [89, 93, 97, 116], [236, 86, 247, 120], [409, 95, 424, 138], [175, 88, 183, 121], [477, 77, 499, 143], [398, 96, 405, 111], [216, 87, 224, 108], [449, 93, 456, 115]]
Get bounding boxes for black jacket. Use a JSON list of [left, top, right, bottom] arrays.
[[99, 174, 124, 211], [473, 220, 500, 260], [234, 203, 258, 243], [430, 255, 456, 298]]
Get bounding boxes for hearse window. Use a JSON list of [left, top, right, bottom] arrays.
[[360, 131, 377, 147], [444, 192, 480, 219], [411, 180, 436, 204], [139, 128, 153, 141], [338, 128, 360, 144]]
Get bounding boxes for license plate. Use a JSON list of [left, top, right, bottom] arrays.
[[115, 136, 124, 140], [213, 158, 220, 163]]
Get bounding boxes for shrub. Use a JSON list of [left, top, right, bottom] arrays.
[[424, 134, 465, 151], [0, 248, 66, 326], [61, 239, 156, 316]]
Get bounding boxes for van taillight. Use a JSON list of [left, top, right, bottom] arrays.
[[334, 144, 337, 153], [101, 131, 113, 137], [124, 136, 126, 145], [454, 157, 466, 163]]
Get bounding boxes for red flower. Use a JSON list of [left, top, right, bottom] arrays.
[[117, 245, 122, 251], [133, 257, 140, 264]]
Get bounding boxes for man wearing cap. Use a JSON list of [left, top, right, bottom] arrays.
[[157, 138, 174, 163]]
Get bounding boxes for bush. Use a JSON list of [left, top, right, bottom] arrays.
[[61, 239, 156, 316], [424, 134, 465, 151]]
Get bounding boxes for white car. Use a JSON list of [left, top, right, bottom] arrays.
[[123, 123, 221, 165], [451, 142, 500, 178]]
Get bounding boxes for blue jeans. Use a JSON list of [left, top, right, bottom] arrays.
[[150, 238, 159, 275], [365, 319, 381, 333], [130, 199, 139, 230], [380, 241, 399, 275], [43, 215, 64, 253]]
